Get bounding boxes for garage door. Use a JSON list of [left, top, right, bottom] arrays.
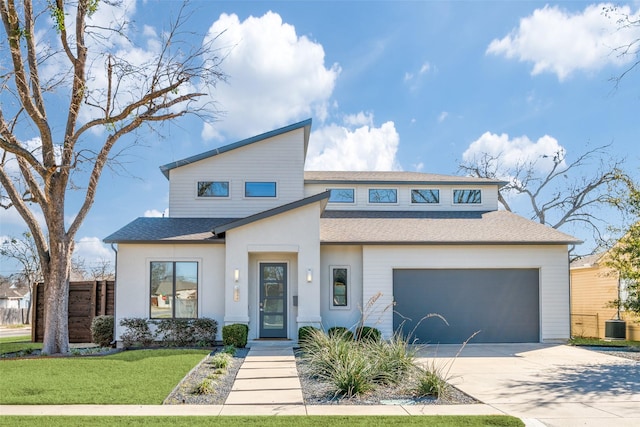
[[393, 269, 539, 344]]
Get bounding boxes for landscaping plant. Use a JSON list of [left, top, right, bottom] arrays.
[[222, 324, 248, 348], [90, 315, 114, 347]]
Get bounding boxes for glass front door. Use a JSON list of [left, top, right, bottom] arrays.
[[259, 263, 287, 338]]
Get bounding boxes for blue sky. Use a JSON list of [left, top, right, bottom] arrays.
[[1, 0, 640, 275]]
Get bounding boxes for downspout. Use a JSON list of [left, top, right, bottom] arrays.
[[110, 243, 118, 346], [567, 250, 572, 341]]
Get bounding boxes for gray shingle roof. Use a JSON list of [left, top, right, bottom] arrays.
[[570, 252, 605, 268], [103, 218, 237, 243], [304, 171, 506, 187], [320, 210, 582, 244]]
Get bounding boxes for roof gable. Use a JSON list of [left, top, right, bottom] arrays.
[[160, 118, 312, 179]]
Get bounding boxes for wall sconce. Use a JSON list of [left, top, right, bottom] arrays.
[[306, 268, 313, 283], [234, 268, 239, 282], [233, 284, 240, 302]]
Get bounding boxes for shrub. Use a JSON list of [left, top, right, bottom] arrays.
[[222, 323, 248, 348], [119, 317, 153, 348], [355, 326, 381, 342], [209, 352, 232, 369], [368, 333, 416, 385], [327, 326, 354, 341], [416, 365, 450, 399], [193, 378, 215, 395], [191, 318, 218, 346], [90, 315, 114, 347], [298, 325, 321, 346], [221, 345, 236, 355]]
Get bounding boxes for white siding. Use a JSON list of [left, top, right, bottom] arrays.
[[319, 245, 363, 331], [114, 243, 225, 342], [224, 201, 322, 340], [168, 129, 306, 218], [362, 245, 570, 341], [305, 183, 500, 211]]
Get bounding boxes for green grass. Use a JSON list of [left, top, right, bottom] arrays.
[[0, 335, 42, 355], [0, 416, 524, 427], [0, 349, 209, 404], [569, 337, 640, 347]]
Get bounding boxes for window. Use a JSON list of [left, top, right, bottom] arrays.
[[331, 266, 349, 307], [328, 188, 355, 203], [197, 181, 229, 197], [368, 188, 397, 203], [150, 261, 198, 319], [245, 181, 276, 197], [411, 189, 440, 204], [453, 189, 481, 204]]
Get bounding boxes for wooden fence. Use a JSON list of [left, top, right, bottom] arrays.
[[32, 281, 115, 343]]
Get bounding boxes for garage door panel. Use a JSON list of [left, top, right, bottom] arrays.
[[393, 269, 539, 344]]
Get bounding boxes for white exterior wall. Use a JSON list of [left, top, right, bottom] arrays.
[[319, 245, 363, 331], [168, 129, 306, 218], [113, 243, 225, 341], [362, 245, 570, 341], [223, 201, 322, 340], [305, 183, 499, 211]]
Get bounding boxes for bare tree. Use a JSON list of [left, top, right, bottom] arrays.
[[458, 145, 633, 251], [603, 5, 640, 88], [0, 1, 225, 353], [0, 231, 42, 324]]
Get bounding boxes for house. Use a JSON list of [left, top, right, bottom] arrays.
[[570, 252, 640, 340], [104, 119, 581, 345], [0, 280, 30, 325]]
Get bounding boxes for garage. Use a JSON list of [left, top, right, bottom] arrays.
[[393, 269, 540, 344]]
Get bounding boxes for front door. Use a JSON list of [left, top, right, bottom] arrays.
[[259, 263, 287, 338]]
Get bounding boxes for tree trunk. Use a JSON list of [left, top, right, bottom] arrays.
[[41, 237, 72, 355]]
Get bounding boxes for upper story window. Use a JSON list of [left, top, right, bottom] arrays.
[[197, 181, 229, 197], [411, 189, 440, 204], [150, 261, 198, 319], [453, 189, 481, 204], [245, 181, 277, 197], [369, 188, 397, 204], [328, 188, 355, 203]]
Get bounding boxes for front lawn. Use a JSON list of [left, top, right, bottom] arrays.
[[0, 416, 524, 427], [0, 335, 42, 355], [569, 337, 640, 347], [0, 349, 209, 404]]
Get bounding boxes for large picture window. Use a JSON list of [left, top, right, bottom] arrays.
[[197, 181, 229, 197], [245, 181, 277, 197], [453, 189, 481, 204], [328, 188, 355, 203], [368, 188, 397, 203], [150, 261, 198, 319], [411, 189, 439, 204], [331, 266, 349, 308]]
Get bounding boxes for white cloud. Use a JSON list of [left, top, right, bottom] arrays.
[[343, 112, 374, 127], [419, 62, 431, 74], [463, 132, 566, 174], [201, 11, 341, 141], [487, 3, 640, 80], [73, 236, 114, 265], [437, 111, 449, 123], [305, 119, 401, 171], [144, 209, 168, 218]]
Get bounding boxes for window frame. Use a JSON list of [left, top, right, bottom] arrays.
[[452, 189, 482, 205], [196, 181, 230, 198], [410, 188, 440, 204], [244, 181, 277, 198], [149, 260, 199, 319], [368, 188, 398, 204], [327, 188, 356, 204], [330, 265, 350, 310]]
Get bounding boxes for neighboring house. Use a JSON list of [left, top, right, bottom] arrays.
[[570, 252, 640, 340], [0, 282, 30, 310], [105, 119, 581, 345]]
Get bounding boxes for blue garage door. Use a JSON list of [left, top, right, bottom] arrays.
[[393, 269, 540, 344]]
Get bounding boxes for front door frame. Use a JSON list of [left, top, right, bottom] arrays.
[[258, 261, 289, 338]]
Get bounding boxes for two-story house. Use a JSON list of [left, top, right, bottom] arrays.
[[104, 119, 581, 345]]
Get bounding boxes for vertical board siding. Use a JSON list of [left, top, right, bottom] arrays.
[[305, 183, 499, 211], [362, 245, 570, 341], [32, 281, 115, 343], [169, 130, 305, 218]]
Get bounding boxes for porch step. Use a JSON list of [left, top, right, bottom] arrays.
[[247, 339, 297, 348], [224, 344, 304, 406]]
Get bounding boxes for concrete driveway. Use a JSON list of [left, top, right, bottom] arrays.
[[417, 343, 640, 426]]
